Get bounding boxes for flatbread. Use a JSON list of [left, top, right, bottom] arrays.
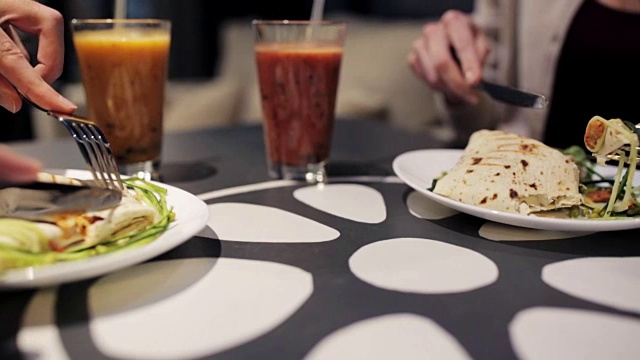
[[433, 130, 583, 215], [44, 193, 160, 251], [0, 173, 161, 252]]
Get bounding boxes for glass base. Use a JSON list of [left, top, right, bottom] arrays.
[[119, 159, 161, 181], [268, 161, 327, 184]]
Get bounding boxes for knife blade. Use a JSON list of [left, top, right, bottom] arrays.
[[448, 46, 548, 109], [0, 181, 123, 220], [479, 80, 548, 109]]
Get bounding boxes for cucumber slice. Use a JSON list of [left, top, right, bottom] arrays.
[[0, 219, 48, 253]]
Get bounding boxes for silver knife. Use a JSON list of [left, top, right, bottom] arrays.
[[0, 181, 123, 220], [479, 80, 548, 109], [449, 46, 548, 109]]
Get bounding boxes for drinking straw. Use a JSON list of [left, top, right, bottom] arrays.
[[310, 0, 325, 21], [114, 0, 127, 19]]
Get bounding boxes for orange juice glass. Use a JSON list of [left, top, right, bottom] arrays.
[[71, 19, 171, 181], [252, 20, 347, 184]]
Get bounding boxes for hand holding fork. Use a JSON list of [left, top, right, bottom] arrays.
[[0, 1, 76, 182], [0, 3, 123, 191]]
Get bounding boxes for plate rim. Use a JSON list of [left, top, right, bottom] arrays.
[[0, 169, 210, 289], [392, 148, 640, 232]]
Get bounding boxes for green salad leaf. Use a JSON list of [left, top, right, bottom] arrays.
[[563, 146, 640, 219]]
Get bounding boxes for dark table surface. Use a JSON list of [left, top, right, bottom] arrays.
[[12, 119, 441, 194], [3, 119, 640, 360]]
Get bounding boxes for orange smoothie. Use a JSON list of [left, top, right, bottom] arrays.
[[73, 28, 170, 165], [255, 43, 343, 167]]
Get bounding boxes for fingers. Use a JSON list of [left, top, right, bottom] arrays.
[[0, 144, 41, 183], [0, 75, 20, 113], [1, 23, 29, 59], [0, 27, 28, 113], [0, 26, 75, 113], [31, 6, 66, 84], [410, 36, 438, 86], [474, 30, 491, 67], [442, 11, 484, 85], [0, 0, 64, 83], [0, 1, 76, 113], [408, 10, 489, 105]]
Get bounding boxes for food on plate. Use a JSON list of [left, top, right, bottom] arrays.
[[0, 174, 175, 272], [428, 117, 640, 219], [580, 116, 640, 217], [584, 116, 639, 166], [432, 129, 583, 215]]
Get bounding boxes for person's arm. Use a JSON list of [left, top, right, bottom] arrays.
[[0, 0, 77, 182]]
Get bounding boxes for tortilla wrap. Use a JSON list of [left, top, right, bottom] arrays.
[[44, 193, 160, 251], [0, 171, 161, 252], [584, 116, 632, 157], [433, 130, 583, 215]]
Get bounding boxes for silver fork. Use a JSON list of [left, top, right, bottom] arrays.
[[606, 147, 640, 164], [19, 92, 125, 192]]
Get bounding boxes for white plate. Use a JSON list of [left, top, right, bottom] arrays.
[[0, 169, 210, 290], [393, 149, 640, 232]]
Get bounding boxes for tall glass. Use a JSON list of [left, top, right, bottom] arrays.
[[70, 19, 171, 181], [252, 20, 347, 184]]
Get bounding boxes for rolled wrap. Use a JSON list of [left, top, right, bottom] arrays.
[[584, 116, 631, 157], [433, 130, 583, 215]]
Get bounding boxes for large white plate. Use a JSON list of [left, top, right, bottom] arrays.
[[393, 149, 640, 232], [0, 169, 210, 290]]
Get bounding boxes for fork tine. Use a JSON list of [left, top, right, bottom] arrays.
[[58, 119, 104, 186], [84, 124, 125, 190], [76, 124, 110, 185], [74, 123, 123, 191], [604, 146, 640, 165], [58, 119, 125, 191]]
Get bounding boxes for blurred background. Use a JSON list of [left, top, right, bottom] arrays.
[[2, 0, 473, 142]]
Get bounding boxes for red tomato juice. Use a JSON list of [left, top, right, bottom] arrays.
[[255, 43, 343, 167]]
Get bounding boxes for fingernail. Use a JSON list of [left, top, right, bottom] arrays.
[[465, 70, 475, 82], [9, 99, 18, 113], [59, 95, 77, 110]]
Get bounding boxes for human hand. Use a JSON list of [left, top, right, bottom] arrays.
[[0, 143, 41, 182], [0, 0, 77, 114], [408, 10, 490, 105]]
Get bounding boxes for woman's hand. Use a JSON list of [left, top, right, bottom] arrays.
[[0, 0, 76, 114], [407, 10, 490, 105], [0, 0, 78, 182]]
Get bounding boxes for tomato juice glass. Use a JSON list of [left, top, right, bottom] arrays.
[[252, 20, 347, 184]]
